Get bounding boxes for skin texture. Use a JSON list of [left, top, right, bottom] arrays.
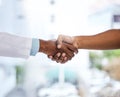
[[57, 29, 120, 50], [74, 29, 120, 50], [50, 29, 120, 62], [39, 39, 78, 63]]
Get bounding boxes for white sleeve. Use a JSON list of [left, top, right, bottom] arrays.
[[0, 32, 32, 58]]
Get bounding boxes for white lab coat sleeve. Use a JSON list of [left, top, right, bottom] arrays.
[[0, 32, 32, 58]]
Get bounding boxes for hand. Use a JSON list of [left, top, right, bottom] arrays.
[[49, 41, 78, 63], [57, 34, 78, 49], [48, 35, 78, 63], [39, 39, 76, 63]]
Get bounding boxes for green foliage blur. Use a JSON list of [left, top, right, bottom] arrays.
[[89, 50, 120, 70], [103, 50, 120, 59], [15, 63, 25, 85]]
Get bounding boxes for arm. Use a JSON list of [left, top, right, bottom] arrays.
[[0, 32, 77, 63], [57, 29, 120, 50], [39, 39, 78, 63], [0, 32, 32, 58]]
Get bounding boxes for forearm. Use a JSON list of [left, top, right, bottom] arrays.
[[39, 39, 57, 55], [74, 29, 120, 50], [39, 39, 49, 54]]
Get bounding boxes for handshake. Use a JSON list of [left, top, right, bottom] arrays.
[[39, 35, 78, 64], [39, 29, 120, 63]]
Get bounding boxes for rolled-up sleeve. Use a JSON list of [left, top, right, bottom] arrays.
[[30, 38, 39, 56]]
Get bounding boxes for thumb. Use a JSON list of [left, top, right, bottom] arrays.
[[57, 34, 73, 49], [57, 35, 63, 49]]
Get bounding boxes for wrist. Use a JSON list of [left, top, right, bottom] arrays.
[[73, 36, 79, 49], [39, 39, 47, 53]]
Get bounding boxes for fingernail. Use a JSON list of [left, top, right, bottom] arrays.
[[49, 56, 52, 59], [75, 50, 78, 54], [57, 53, 61, 57], [64, 57, 67, 61], [62, 53, 66, 57], [57, 45, 61, 49]]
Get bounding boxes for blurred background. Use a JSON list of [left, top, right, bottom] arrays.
[[0, 0, 120, 97]]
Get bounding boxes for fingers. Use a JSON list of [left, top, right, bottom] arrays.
[[54, 45, 75, 60], [57, 35, 63, 49], [48, 51, 72, 64], [55, 53, 68, 63], [48, 55, 54, 61], [47, 35, 78, 64], [65, 43, 78, 54], [57, 35, 78, 54], [50, 44, 76, 63], [48, 44, 78, 63], [57, 35, 73, 49]]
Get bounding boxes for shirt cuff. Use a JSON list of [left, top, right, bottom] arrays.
[[30, 38, 39, 56]]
